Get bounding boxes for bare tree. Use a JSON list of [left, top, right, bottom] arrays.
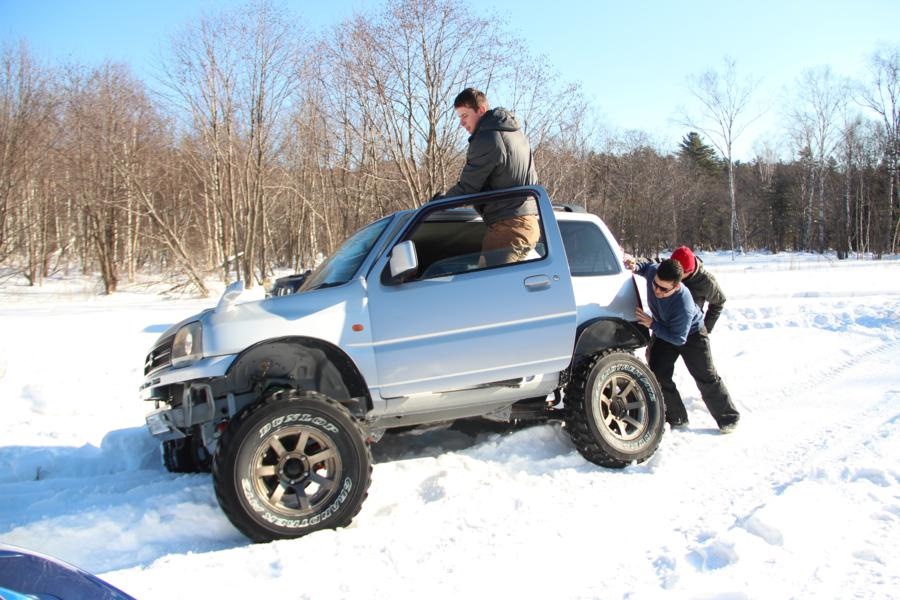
[[836, 110, 868, 258], [504, 60, 593, 205], [320, 0, 508, 209], [160, 14, 236, 280], [234, 1, 304, 284], [535, 97, 597, 208], [858, 45, 900, 254], [281, 74, 339, 263], [681, 57, 762, 258], [0, 42, 56, 268], [318, 0, 573, 219], [160, 0, 304, 286], [60, 63, 156, 293], [786, 66, 847, 252], [13, 1, 900, 293]]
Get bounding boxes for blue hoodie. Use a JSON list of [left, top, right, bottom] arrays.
[[636, 263, 703, 345]]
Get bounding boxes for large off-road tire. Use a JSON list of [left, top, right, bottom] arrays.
[[565, 350, 665, 468], [213, 389, 372, 542]]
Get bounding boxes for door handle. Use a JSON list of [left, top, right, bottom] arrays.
[[523, 275, 551, 291]]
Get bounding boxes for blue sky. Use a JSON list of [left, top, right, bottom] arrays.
[[2, 0, 898, 159]]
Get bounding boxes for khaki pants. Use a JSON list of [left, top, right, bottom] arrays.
[[480, 215, 541, 267]]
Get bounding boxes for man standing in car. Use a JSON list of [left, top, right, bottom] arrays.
[[435, 88, 539, 266]]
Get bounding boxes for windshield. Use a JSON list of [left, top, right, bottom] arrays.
[[299, 216, 392, 292]]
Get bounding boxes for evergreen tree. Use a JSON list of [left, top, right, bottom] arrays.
[[678, 131, 721, 175]]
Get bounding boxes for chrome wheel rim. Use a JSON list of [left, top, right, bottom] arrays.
[[250, 425, 342, 517], [591, 371, 649, 442]]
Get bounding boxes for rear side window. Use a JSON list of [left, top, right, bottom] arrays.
[[558, 221, 620, 276]]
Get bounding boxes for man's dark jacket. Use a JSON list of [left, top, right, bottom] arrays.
[[444, 108, 537, 225], [682, 258, 726, 332], [635, 256, 726, 332]]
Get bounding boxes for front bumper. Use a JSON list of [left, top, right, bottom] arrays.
[[141, 355, 236, 441], [145, 407, 185, 441], [144, 382, 219, 441], [140, 355, 235, 401]]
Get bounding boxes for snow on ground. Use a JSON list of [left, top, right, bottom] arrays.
[[0, 253, 898, 599]]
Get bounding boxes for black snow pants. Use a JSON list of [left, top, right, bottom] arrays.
[[647, 328, 740, 428]]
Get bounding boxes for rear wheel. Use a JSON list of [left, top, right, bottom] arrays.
[[565, 350, 664, 467], [213, 389, 372, 542]]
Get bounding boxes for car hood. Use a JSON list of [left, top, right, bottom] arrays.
[[194, 278, 370, 357]]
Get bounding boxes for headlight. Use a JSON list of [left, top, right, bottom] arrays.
[[171, 322, 203, 367]]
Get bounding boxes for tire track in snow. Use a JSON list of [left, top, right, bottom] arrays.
[[648, 281, 899, 591], [656, 343, 900, 595], [761, 338, 900, 406]]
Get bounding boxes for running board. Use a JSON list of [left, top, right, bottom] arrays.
[[396, 377, 529, 399]]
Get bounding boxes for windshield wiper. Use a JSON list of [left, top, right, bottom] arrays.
[[308, 280, 345, 291]]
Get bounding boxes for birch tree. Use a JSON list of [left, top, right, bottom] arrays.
[[61, 63, 155, 293], [681, 57, 762, 258], [161, 0, 304, 286], [0, 42, 56, 267], [787, 66, 846, 252], [858, 45, 900, 254]]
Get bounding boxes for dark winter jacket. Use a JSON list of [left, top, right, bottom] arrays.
[[636, 263, 703, 346], [635, 256, 726, 333], [443, 108, 538, 225], [682, 258, 726, 333]]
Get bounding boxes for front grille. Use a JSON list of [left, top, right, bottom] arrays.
[[145, 335, 174, 375]]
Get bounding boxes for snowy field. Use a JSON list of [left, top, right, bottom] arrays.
[[1, 252, 898, 599]]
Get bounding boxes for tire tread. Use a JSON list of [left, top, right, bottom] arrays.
[[564, 349, 663, 468], [212, 388, 372, 542]]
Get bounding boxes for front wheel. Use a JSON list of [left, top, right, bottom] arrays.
[[565, 350, 664, 468], [213, 389, 372, 542]]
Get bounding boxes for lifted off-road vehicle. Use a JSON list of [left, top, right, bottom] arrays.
[[141, 186, 664, 542]]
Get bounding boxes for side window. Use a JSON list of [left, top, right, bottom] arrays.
[[405, 200, 546, 280], [559, 221, 620, 276]]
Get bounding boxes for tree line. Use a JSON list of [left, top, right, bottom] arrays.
[[1, 0, 897, 295]]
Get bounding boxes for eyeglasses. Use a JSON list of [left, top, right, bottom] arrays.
[[652, 279, 675, 294]]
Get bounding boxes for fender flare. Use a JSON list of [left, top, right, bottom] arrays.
[[572, 317, 650, 362], [224, 336, 371, 413]]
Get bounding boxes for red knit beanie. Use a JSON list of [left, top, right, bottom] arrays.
[[671, 246, 696, 276]]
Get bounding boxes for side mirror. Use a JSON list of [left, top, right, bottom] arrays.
[[389, 240, 418, 282]]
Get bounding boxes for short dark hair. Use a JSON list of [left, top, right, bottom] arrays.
[[657, 258, 684, 284], [454, 88, 489, 111]]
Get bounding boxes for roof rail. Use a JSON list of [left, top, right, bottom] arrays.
[[551, 203, 587, 213]]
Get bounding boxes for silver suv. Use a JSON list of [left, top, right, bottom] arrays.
[[140, 186, 664, 542]]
